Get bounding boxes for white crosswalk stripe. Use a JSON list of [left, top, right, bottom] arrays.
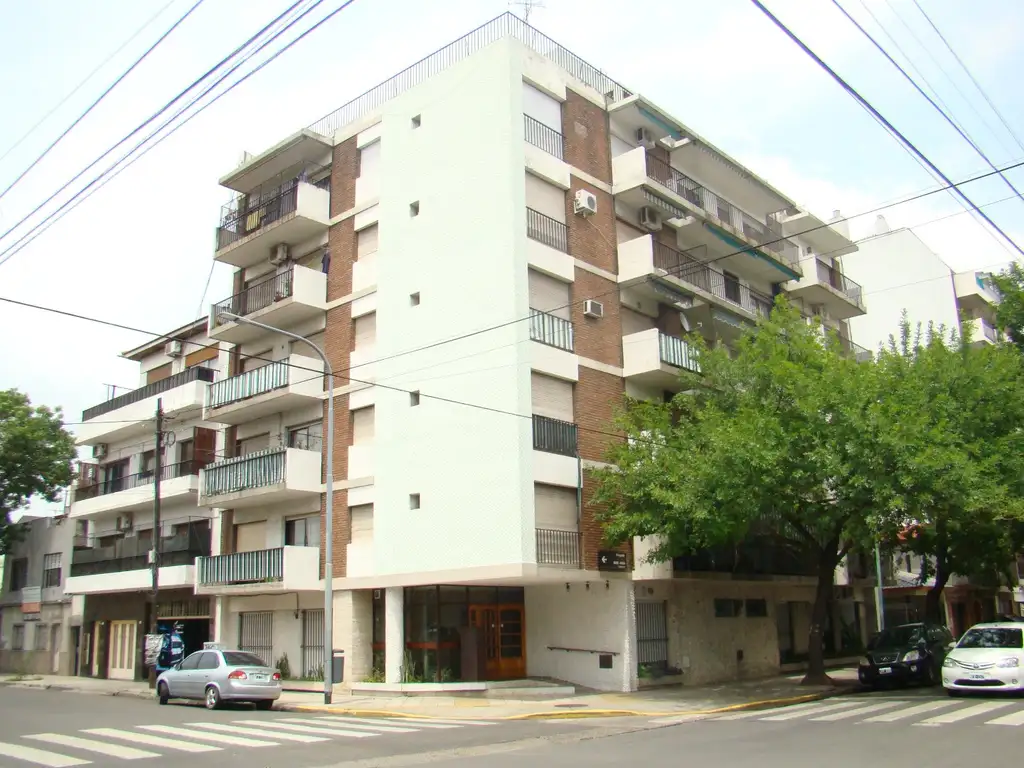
[[809, 701, 905, 721], [189, 722, 329, 742], [80, 729, 220, 753], [984, 709, 1024, 726], [322, 716, 465, 729], [136, 724, 278, 747], [715, 701, 861, 721], [705, 698, 1024, 727], [231, 719, 379, 738], [0, 741, 91, 767], [758, 701, 864, 721], [293, 717, 419, 733], [916, 701, 1015, 725], [24, 733, 158, 760], [861, 700, 957, 722]]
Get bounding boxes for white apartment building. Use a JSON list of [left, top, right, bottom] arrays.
[[845, 214, 1002, 352], [62, 13, 876, 691]]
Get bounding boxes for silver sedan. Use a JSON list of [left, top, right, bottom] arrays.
[[156, 648, 282, 710]]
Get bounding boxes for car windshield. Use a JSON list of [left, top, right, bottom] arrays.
[[957, 628, 1024, 649], [222, 652, 267, 667], [869, 625, 924, 649]]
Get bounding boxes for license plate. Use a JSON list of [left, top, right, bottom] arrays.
[[250, 674, 268, 682], [969, 673, 986, 680], [878, 667, 892, 675]]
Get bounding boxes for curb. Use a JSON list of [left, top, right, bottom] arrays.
[[281, 688, 845, 720]]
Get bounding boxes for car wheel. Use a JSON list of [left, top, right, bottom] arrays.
[[205, 686, 222, 710], [157, 682, 169, 706], [254, 700, 274, 711]]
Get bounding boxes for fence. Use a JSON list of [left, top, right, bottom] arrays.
[[301, 609, 325, 679], [532, 414, 578, 457], [526, 207, 569, 253], [524, 115, 564, 159], [529, 309, 574, 352], [636, 600, 669, 670], [238, 611, 274, 665], [815, 258, 864, 308], [212, 270, 294, 327], [208, 362, 290, 409], [202, 449, 286, 497], [197, 548, 284, 586], [536, 528, 580, 567], [658, 333, 700, 373], [82, 367, 214, 422], [217, 185, 299, 251]]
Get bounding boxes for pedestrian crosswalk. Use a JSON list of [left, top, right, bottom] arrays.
[[0, 715, 497, 766], [702, 698, 1024, 727]]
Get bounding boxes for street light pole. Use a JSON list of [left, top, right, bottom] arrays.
[[218, 311, 335, 704], [873, 541, 886, 632]]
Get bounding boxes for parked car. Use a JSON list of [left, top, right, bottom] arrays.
[[942, 621, 1024, 695], [858, 622, 956, 688], [156, 647, 282, 710]]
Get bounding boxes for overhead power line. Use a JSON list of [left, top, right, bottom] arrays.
[[0, 0, 207, 206], [832, 0, 1024, 212], [748, 0, 1024, 259]]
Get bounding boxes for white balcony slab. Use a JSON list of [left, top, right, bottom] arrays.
[[194, 546, 320, 595], [786, 256, 866, 320], [533, 450, 578, 488], [623, 329, 699, 389], [209, 265, 327, 344], [69, 471, 199, 520], [529, 340, 578, 382], [204, 354, 324, 425], [525, 143, 571, 189], [65, 565, 194, 595], [199, 447, 322, 509]]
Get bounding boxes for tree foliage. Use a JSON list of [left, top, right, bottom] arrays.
[[993, 262, 1024, 353], [0, 389, 76, 553], [593, 301, 888, 684]]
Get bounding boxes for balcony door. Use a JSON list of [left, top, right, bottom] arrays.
[[108, 620, 136, 680], [468, 605, 525, 681]]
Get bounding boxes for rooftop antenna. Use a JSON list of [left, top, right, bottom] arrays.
[[510, 0, 545, 24]]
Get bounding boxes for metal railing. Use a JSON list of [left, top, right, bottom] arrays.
[[308, 12, 632, 137], [73, 460, 205, 501], [837, 335, 873, 363], [532, 414, 578, 457], [536, 528, 580, 567], [216, 173, 329, 250], [529, 308, 574, 352], [644, 154, 800, 268], [202, 448, 287, 497], [815, 258, 864, 308], [526, 207, 568, 253], [211, 269, 294, 327], [982, 319, 998, 341], [653, 242, 775, 320], [658, 333, 700, 373], [208, 361, 289, 409], [198, 548, 284, 585], [82, 366, 214, 422], [524, 114, 564, 159], [69, 523, 211, 577]]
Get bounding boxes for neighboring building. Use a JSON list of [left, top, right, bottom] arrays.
[[65, 317, 222, 681], [845, 215, 1002, 352], [0, 515, 81, 675], [190, 12, 873, 691]]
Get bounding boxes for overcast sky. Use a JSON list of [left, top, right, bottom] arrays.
[[1, 0, 1023, 513]]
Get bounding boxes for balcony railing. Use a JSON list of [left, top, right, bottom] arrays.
[[529, 308, 574, 352], [658, 333, 700, 373], [982, 319, 998, 341], [74, 460, 205, 501], [218, 185, 299, 251], [526, 207, 568, 253], [82, 366, 214, 422], [69, 523, 211, 577], [208, 361, 289, 409], [644, 154, 799, 268], [524, 115, 565, 160], [202, 448, 286, 497], [532, 414, 578, 457], [815, 258, 864, 308], [837, 335, 873, 363], [653, 242, 776, 320], [212, 269, 294, 327], [198, 548, 284, 586], [536, 528, 580, 567]]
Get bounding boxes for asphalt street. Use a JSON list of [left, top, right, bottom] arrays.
[[0, 687, 621, 768]]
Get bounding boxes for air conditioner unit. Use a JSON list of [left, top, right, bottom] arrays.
[[635, 127, 655, 149], [269, 243, 290, 266], [116, 513, 134, 531], [93, 443, 108, 459], [583, 299, 604, 318], [573, 189, 598, 217], [165, 339, 184, 357], [638, 206, 662, 232]]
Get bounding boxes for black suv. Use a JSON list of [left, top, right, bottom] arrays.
[[858, 622, 956, 688]]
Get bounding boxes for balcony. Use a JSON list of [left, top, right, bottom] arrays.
[[536, 528, 580, 568], [966, 316, 1000, 347], [199, 447, 322, 509], [787, 257, 866, 320], [76, 367, 213, 447], [65, 524, 211, 595], [623, 329, 700, 390], [204, 354, 324, 425], [524, 115, 564, 160], [195, 546, 320, 595], [612, 147, 801, 281], [532, 414, 578, 457], [214, 179, 330, 268], [954, 270, 1001, 312], [526, 207, 568, 253], [70, 460, 204, 520], [208, 265, 327, 343], [529, 309, 574, 352]]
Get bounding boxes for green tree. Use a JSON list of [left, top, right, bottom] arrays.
[[992, 262, 1024, 352], [872, 319, 1024, 622], [593, 301, 887, 684], [0, 389, 76, 552]]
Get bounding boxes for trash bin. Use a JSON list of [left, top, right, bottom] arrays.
[[331, 650, 345, 684]]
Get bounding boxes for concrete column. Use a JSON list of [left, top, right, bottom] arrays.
[[621, 582, 638, 693], [350, 590, 373, 683], [384, 587, 404, 684], [212, 597, 226, 643]]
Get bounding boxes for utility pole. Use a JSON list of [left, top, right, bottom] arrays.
[[873, 541, 886, 633], [148, 398, 163, 689]]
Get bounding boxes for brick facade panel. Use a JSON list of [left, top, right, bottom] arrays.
[[561, 90, 612, 183], [571, 267, 622, 367], [565, 177, 616, 274], [331, 137, 358, 218], [580, 469, 633, 571], [574, 366, 624, 463]]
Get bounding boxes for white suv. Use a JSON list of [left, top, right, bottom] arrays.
[[942, 621, 1024, 695]]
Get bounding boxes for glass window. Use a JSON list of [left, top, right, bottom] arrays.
[[9, 558, 28, 591], [288, 421, 323, 452], [12, 625, 25, 650], [178, 652, 203, 670], [405, 587, 438, 643], [42, 552, 62, 588], [223, 651, 268, 667], [745, 599, 768, 618], [285, 516, 320, 547], [714, 598, 742, 618], [957, 627, 1024, 649], [870, 625, 925, 649], [197, 652, 221, 670]]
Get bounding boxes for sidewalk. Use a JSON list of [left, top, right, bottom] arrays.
[[0, 668, 862, 720]]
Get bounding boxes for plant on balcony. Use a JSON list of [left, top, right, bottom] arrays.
[[0, 390, 76, 553]]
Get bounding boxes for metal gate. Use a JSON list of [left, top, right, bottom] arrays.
[[636, 600, 669, 671], [301, 609, 324, 678], [238, 611, 273, 664]]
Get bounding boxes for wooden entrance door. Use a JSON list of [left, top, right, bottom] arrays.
[[108, 620, 137, 680], [468, 604, 525, 680]]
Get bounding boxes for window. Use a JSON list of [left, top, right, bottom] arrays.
[[223, 651, 267, 667], [410, 292, 420, 306], [8, 558, 28, 591], [12, 625, 25, 650], [145, 363, 172, 385], [409, 201, 420, 217], [745, 598, 768, 618], [197, 652, 221, 670], [34, 625, 48, 651], [713, 598, 743, 618], [178, 652, 203, 671], [351, 407, 375, 444], [356, 225, 378, 260], [288, 421, 323, 452], [141, 450, 156, 479], [409, 391, 420, 407], [723, 272, 741, 303], [354, 313, 376, 349], [411, 114, 421, 128], [285, 516, 320, 547], [235, 433, 270, 456], [409, 493, 421, 510], [351, 505, 373, 542], [957, 627, 1024, 649], [42, 553, 62, 588]]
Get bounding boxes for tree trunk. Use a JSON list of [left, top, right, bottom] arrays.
[[924, 557, 951, 624], [803, 546, 839, 686]]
